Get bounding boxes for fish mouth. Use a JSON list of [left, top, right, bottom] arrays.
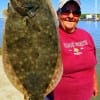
[[10, 0, 40, 17]]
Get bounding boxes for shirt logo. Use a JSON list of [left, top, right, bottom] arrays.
[[63, 40, 88, 55], [73, 47, 82, 55]]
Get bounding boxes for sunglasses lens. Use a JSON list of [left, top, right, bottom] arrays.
[[73, 10, 81, 16], [60, 8, 81, 17]]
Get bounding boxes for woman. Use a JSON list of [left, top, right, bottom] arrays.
[[47, 0, 98, 100]]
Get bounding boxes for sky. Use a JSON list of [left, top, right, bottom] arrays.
[[0, 0, 100, 18]]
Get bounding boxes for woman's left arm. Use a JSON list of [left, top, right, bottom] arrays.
[[93, 68, 98, 97]]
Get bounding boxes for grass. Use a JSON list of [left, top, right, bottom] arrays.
[[91, 49, 100, 100]]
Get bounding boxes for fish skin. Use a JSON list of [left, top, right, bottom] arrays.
[[2, 0, 62, 99]]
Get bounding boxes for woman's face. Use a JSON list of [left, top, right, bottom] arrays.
[[58, 2, 81, 33]]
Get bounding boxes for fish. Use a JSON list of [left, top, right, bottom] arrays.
[[2, 0, 63, 99]]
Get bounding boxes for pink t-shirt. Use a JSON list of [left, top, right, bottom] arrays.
[[59, 27, 97, 85], [50, 27, 97, 100]]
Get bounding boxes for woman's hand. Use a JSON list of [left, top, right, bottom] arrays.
[[93, 68, 98, 97], [93, 83, 98, 97]]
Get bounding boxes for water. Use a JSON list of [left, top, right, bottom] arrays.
[[0, 18, 5, 47], [0, 19, 100, 48], [78, 21, 100, 48]]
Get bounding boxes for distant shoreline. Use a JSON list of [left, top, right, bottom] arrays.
[[80, 19, 100, 21]]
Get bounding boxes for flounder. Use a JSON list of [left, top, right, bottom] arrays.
[[2, 0, 63, 100]]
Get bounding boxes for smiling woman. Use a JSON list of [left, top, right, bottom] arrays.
[[47, 0, 98, 100]]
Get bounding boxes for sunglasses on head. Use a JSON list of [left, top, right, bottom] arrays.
[[60, 7, 81, 17]]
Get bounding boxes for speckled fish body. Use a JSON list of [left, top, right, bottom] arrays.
[[2, 0, 62, 100]]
